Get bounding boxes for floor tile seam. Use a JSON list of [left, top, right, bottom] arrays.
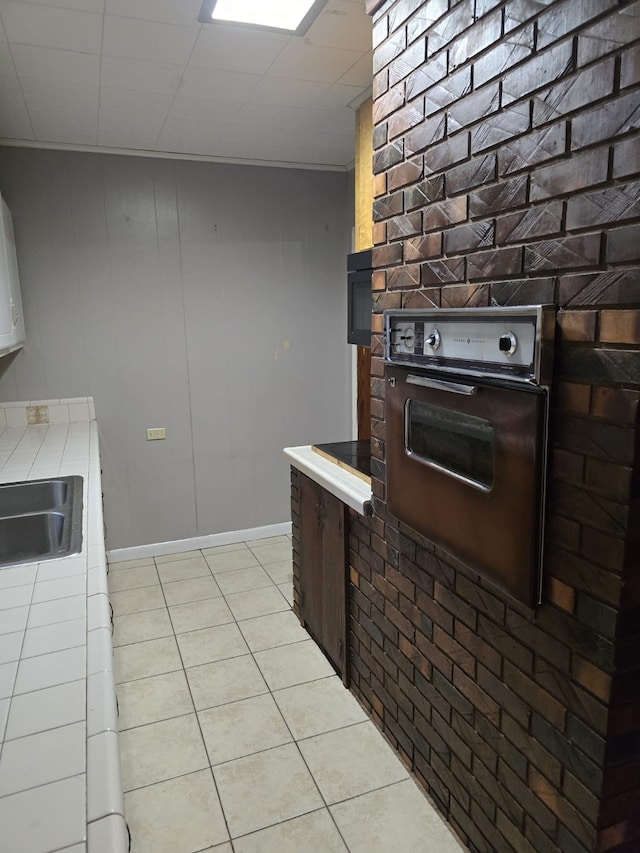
[[164, 591, 225, 608], [0, 769, 85, 802], [326, 777, 415, 812], [1, 716, 85, 748], [202, 732, 295, 770], [113, 665, 191, 690], [226, 804, 343, 846], [121, 760, 212, 795], [112, 631, 174, 649], [286, 716, 373, 748], [107, 580, 162, 594]]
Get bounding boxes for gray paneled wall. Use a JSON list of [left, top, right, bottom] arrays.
[[0, 148, 352, 549]]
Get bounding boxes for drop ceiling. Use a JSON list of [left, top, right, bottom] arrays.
[[0, 0, 372, 170]]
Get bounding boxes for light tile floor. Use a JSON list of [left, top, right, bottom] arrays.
[[109, 536, 466, 853]]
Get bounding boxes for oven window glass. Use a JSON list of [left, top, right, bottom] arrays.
[[406, 400, 495, 489]]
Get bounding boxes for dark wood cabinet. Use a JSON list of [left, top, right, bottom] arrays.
[[297, 473, 348, 683]]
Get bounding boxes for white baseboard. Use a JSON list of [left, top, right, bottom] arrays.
[[106, 521, 292, 564]]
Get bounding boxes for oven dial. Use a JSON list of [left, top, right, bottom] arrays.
[[425, 329, 441, 350], [499, 332, 517, 356]]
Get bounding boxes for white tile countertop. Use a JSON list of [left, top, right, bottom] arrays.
[[283, 445, 373, 516], [0, 398, 127, 853]]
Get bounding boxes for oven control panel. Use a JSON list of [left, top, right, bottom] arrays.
[[384, 306, 555, 384]]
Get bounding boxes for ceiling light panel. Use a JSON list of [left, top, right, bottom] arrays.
[[199, 0, 327, 35]]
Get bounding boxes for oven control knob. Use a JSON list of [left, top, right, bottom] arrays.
[[499, 332, 517, 356], [426, 329, 440, 350]]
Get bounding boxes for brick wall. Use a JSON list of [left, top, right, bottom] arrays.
[[348, 1, 640, 851]]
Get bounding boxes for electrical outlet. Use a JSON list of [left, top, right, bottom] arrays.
[[146, 427, 166, 441]]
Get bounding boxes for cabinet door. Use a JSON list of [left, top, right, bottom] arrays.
[[321, 490, 348, 679], [298, 474, 323, 646]]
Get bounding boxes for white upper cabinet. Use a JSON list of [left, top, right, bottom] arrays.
[[0, 194, 25, 356]]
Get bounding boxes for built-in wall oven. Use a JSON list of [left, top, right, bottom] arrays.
[[384, 306, 555, 608]]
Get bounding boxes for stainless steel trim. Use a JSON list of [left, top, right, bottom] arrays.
[[407, 374, 476, 395]]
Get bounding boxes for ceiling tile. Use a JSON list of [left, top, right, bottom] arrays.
[[102, 14, 199, 65], [20, 77, 98, 113], [318, 82, 370, 109], [167, 95, 241, 122], [0, 1, 102, 52], [155, 112, 229, 156], [98, 87, 173, 120], [308, 0, 371, 52], [11, 44, 100, 87], [178, 66, 260, 103], [0, 42, 33, 138], [98, 112, 165, 150], [236, 102, 354, 135], [189, 25, 288, 74], [267, 40, 363, 84], [247, 76, 330, 108], [336, 51, 372, 88], [105, 0, 202, 28], [9, 0, 103, 11], [100, 56, 183, 97], [30, 102, 98, 144]]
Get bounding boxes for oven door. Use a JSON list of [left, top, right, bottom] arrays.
[[385, 363, 548, 606]]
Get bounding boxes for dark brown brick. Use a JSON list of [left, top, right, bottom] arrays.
[[530, 148, 608, 201], [572, 89, 640, 150], [387, 156, 423, 192], [491, 277, 556, 305], [529, 767, 596, 849], [372, 86, 405, 124], [401, 287, 441, 309], [536, 604, 615, 676], [478, 665, 530, 727], [424, 196, 468, 231], [499, 122, 567, 176], [612, 137, 640, 179], [448, 83, 500, 134], [557, 310, 597, 341], [467, 246, 523, 279], [620, 38, 640, 88], [373, 140, 404, 174], [524, 234, 601, 272], [405, 113, 447, 155], [372, 121, 387, 150], [406, 0, 448, 43], [453, 666, 501, 725], [427, 0, 475, 56], [425, 67, 472, 116], [591, 386, 640, 423], [454, 621, 501, 675], [424, 133, 469, 174], [388, 39, 426, 87], [372, 242, 402, 267], [387, 262, 421, 289], [580, 527, 626, 573], [373, 191, 403, 221], [553, 447, 585, 483], [559, 269, 640, 307], [504, 608, 571, 670], [452, 12, 503, 71], [405, 232, 442, 260], [585, 458, 633, 502], [447, 152, 497, 193], [496, 201, 563, 244], [373, 27, 407, 74], [441, 283, 490, 307], [533, 59, 616, 127], [607, 224, 640, 264], [502, 40, 574, 104], [470, 176, 528, 218], [567, 181, 640, 229], [433, 624, 476, 676], [388, 99, 426, 139], [498, 760, 558, 834], [578, 1, 640, 65], [572, 655, 612, 703], [404, 174, 445, 210], [504, 662, 566, 728], [556, 381, 591, 415], [416, 629, 454, 678], [405, 51, 448, 99], [473, 25, 534, 86], [387, 212, 423, 241], [444, 221, 494, 253], [472, 102, 531, 154], [534, 658, 610, 736], [576, 593, 617, 640], [548, 546, 622, 604], [421, 257, 466, 285], [536, 0, 619, 49]]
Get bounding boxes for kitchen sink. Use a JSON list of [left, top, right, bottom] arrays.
[[0, 477, 68, 515], [0, 476, 83, 569]]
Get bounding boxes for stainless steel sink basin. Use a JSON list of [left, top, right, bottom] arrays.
[[0, 476, 83, 569], [0, 478, 68, 515]]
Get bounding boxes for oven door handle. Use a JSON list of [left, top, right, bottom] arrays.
[[406, 374, 476, 396]]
